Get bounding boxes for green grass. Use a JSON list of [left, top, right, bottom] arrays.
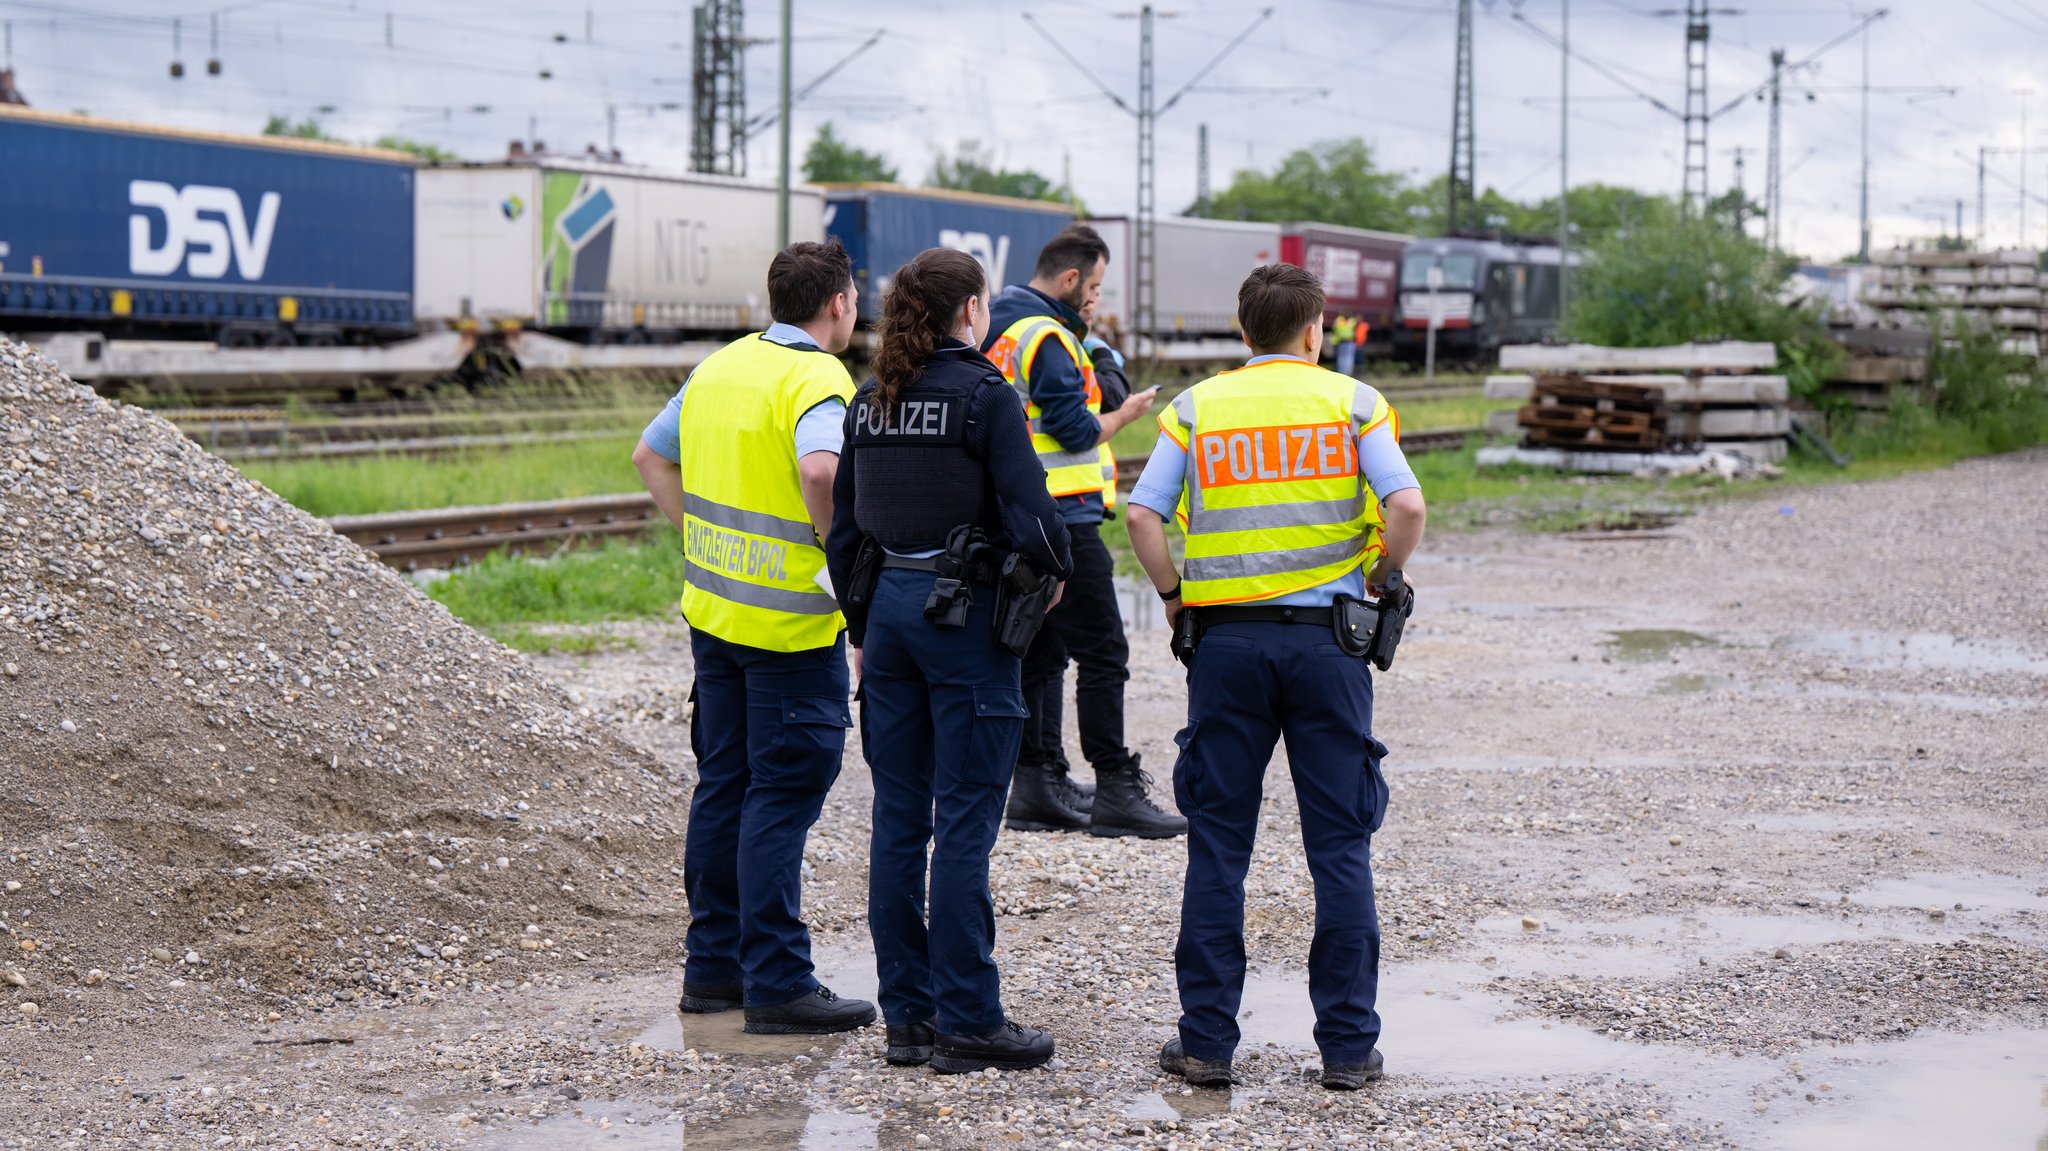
[[425, 534, 684, 648], [242, 433, 646, 517]]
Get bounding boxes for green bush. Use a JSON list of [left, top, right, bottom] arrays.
[[1564, 217, 1842, 399]]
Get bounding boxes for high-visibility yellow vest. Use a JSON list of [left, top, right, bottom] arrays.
[[1158, 358, 1395, 607], [676, 333, 854, 651], [1333, 316, 1357, 343], [987, 315, 1115, 501]]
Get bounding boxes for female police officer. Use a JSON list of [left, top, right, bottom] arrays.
[[825, 247, 1073, 1074]]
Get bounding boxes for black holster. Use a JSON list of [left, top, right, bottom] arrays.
[[992, 554, 1058, 657], [1171, 607, 1203, 667], [843, 537, 883, 612], [923, 525, 995, 629], [1368, 571, 1414, 671]]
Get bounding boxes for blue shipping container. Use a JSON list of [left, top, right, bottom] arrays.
[[0, 107, 415, 333], [823, 185, 1074, 323]]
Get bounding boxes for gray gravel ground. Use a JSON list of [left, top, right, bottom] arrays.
[[4, 328, 2044, 1149]]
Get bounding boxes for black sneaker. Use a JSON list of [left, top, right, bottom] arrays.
[[1320, 1048, 1385, 1090], [1158, 1037, 1234, 1088], [742, 985, 877, 1035], [1089, 755, 1188, 839], [678, 980, 743, 1014], [885, 1019, 936, 1066], [930, 1020, 1054, 1074]]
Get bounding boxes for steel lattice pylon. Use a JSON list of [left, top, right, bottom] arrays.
[[691, 0, 746, 176], [1448, 0, 1476, 231], [1682, 0, 1709, 217], [1136, 5, 1157, 350]]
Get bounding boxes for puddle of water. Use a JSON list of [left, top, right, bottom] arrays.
[[484, 1101, 677, 1150], [1606, 629, 1719, 662], [1766, 1027, 2048, 1151], [1850, 873, 2048, 917], [1772, 631, 2048, 676], [1472, 911, 1949, 979]]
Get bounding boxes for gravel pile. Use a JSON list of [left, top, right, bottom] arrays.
[[1505, 937, 2048, 1054], [0, 336, 684, 1023]]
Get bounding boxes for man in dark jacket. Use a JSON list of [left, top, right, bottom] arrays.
[[983, 225, 1185, 840]]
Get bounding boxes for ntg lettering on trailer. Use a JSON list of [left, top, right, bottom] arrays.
[[1195, 422, 1357, 490], [684, 519, 788, 582], [128, 180, 281, 280]]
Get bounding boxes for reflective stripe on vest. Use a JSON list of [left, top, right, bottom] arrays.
[[676, 333, 854, 650], [989, 314, 1114, 500], [1158, 360, 1391, 607]]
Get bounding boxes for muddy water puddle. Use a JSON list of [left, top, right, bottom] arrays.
[[1764, 1027, 2048, 1150], [1849, 872, 2048, 919], [1772, 630, 2048, 676], [1606, 629, 1722, 662], [483, 1101, 678, 1150], [1125, 953, 2048, 1148], [1472, 910, 1952, 978]]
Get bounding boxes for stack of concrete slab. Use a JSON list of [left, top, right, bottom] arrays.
[[1863, 249, 2043, 358], [1482, 342, 1790, 466], [1820, 327, 1933, 412]]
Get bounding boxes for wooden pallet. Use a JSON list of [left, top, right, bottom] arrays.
[[1525, 425, 1667, 450]]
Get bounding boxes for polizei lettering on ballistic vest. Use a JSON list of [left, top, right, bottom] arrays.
[[853, 396, 965, 444], [685, 520, 787, 581]]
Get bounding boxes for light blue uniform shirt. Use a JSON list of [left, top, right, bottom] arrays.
[[638, 322, 847, 463], [1127, 354, 1419, 607]]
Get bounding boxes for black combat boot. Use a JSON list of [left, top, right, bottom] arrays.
[[886, 1019, 937, 1066], [1159, 1037, 1234, 1088], [1321, 1048, 1386, 1090], [678, 980, 743, 1014], [742, 985, 876, 1035], [1004, 754, 1088, 832], [1050, 750, 1094, 814], [931, 1020, 1055, 1073], [1088, 754, 1188, 839]]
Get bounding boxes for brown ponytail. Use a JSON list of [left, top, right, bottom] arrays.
[[873, 247, 986, 413]]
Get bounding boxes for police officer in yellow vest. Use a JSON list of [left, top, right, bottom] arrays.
[[984, 224, 1184, 838], [632, 238, 877, 1035], [1127, 263, 1427, 1091]]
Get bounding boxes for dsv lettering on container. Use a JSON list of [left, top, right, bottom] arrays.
[[686, 521, 787, 581], [128, 180, 281, 280], [1195, 422, 1357, 490]]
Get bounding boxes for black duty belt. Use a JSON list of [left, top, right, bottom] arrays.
[[882, 553, 998, 583], [1193, 604, 1335, 626]]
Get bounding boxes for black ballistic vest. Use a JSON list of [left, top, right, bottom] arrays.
[[851, 354, 999, 554]]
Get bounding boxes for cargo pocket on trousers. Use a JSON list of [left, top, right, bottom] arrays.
[[1364, 735, 1391, 834], [963, 686, 1030, 790], [761, 694, 853, 791]]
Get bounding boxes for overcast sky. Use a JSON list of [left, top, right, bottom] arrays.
[[5, 0, 2043, 261]]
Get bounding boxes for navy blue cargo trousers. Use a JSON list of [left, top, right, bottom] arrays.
[[859, 567, 1029, 1037], [1171, 619, 1391, 1065], [684, 628, 852, 1007]]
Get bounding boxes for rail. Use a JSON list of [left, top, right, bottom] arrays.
[[330, 426, 1482, 570]]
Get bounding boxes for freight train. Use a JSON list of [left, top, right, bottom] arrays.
[[1, 104, 1564, 390], [1392, 235, 1579, 363]]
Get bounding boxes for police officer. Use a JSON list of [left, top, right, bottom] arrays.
[[985, 224, 1184, 839], [631, 238, 876, 1035], [825, 247, 1074, 1073], [1019, 293, 1131, 815], [1126, 263, 1427, 1090]]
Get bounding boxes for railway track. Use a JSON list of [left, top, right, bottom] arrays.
[[330, 426, 1482, 570], [178, 382, 1483, 463]]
